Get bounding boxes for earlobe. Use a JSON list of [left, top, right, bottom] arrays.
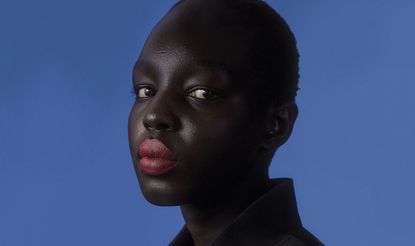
[[275, 102, 298, 145], [261, 102, 298, 149]]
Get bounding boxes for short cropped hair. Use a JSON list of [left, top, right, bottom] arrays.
[[170, 0, 299, 107]]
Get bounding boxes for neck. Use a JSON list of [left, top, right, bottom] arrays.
[[180, 173, 271, 246]]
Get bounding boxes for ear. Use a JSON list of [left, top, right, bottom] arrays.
[[261, 102, 298, 150]]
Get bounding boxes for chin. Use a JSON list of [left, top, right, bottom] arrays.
[[138, 178, 190, 206], [143, 192, 182, 206]]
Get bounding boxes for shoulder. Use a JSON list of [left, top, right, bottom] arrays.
[[274, 235, 306, 246], [273, 230, 324, 246]]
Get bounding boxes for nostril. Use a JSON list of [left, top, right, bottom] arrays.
[[156, 122, 170, 131], [143, 120, 172, 132], [144, 122, 153, 131], [142, 110, 179, 132]]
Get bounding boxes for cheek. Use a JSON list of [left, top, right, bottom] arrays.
[[178, 118, 262, 198], [128, 106, 137, 143], [128, 104, 145, 154], [183, 114, 256, 168]]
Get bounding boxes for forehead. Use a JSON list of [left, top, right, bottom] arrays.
[[137, 1, 255, 80]]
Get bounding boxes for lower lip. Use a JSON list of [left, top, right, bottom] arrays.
[[139, 157, 176, 176]]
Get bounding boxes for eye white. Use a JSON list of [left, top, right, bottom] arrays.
[[189, 89, 214, 99], [137, 87, 153, 98]]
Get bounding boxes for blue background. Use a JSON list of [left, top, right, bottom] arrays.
[[1, 0, 414, 245]]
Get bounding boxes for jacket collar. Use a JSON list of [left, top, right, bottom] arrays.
[[169, 178, 303, 246]]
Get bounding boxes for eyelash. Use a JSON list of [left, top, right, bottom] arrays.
[[131, 85, 221, 101], [187, 87, 221, 100], [131, 85, 155, 100]]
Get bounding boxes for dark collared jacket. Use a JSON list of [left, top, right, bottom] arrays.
[[169, 179, 323, 246]]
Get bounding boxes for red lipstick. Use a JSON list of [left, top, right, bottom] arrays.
[[138, 139, 177, 176]]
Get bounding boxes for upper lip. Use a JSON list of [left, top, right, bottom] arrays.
[[138, 138, 177, 161]]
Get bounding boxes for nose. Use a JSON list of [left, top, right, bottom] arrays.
[[142, 94, 180, 133]]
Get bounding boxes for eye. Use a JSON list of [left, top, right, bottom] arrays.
[[188, 88, 218, 100], [135, 86, 156, 99]]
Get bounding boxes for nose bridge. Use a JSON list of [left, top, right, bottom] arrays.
[[142, 86, 180, 132]]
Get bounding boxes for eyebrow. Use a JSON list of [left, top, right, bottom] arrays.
[[132, 58, 236, 89], [134, 58, 231, 74], [132, 60, 159, 82], [133, 60, 155, 73], [196, 59, 233, 74]]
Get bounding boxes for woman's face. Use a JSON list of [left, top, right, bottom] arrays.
[[128, 13, 269, 206]]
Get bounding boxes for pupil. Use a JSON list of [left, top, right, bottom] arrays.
[[202, 90, 211, 98]]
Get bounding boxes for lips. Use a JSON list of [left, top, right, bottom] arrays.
[[138, 138, 177, 176]]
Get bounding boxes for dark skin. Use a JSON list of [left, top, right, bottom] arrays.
[[128, 1, 298, 245]]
